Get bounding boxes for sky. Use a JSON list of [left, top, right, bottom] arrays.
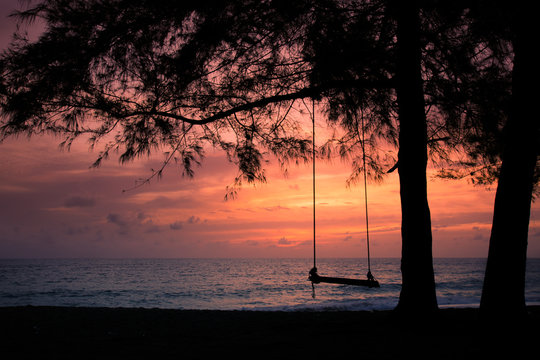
[[0, 0, 538, 259]]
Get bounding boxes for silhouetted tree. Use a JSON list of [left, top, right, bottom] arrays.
[[0, 0, 321, 196], [389, 0, 438, 314], [472, 1, 538, 320], [426, 0, 538, 319], [3, 0, 515, 315], [0, 0, 443, 315]]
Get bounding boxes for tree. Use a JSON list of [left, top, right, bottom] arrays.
[[2, 0, 490, 315], [475, 1, 539, 320], [390, 0, 437, 314], [313, 0, 441, 314], [0, 0, 318, 194], [425, 0, 538, 319]]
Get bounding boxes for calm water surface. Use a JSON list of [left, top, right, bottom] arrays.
[[0, 258, 539, 311]]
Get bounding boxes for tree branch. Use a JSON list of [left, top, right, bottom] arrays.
[[119, 79, 394, 125]]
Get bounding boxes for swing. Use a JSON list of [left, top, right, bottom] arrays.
[[307, 102, 380, 290]]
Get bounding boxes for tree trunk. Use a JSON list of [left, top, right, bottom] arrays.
[[393, 1, 438, 314], [480, 5, 538, 320]]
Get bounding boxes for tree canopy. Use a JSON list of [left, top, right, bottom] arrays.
[[1, 0, 399, 196], [3, 1, 525, 191], [3, 1, 481, 189], [1, 0, 537, 315]]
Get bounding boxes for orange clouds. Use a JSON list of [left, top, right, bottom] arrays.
[[0, 132, 538, 258]]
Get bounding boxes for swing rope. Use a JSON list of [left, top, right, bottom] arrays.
[[360, 113, 373, 280], [312, 99, 317, 271], [311, 100, 316, 298]]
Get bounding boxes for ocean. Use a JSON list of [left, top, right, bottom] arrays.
[[1, 258, 539, 311]]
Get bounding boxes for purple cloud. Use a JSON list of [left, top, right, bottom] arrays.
[[170, 221, 183, 230], [64, 196, 96, 208]]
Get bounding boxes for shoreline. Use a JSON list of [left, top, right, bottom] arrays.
[[1, 305, 538, 359]]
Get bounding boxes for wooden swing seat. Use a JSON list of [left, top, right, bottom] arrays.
[[309, 271, 380, 288]]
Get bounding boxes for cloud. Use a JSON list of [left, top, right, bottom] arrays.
[[105, 211, 164, 235], [144, 223, 161, 233], [472, 233, 485, 241], [278, 237, 292, 245], [187, 215, 201, 224], [64, 196, 96, 208], [106, 213, 127, 227], [178, 215, 207, 227], [264, 205, 290, 212], [0, 184, 32, 193], [65, 225, 92, 235], [143, 195, 187, 208], [170, 221, 183, 230]]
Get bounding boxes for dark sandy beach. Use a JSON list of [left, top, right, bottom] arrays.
[[1, 306, 538, 359]]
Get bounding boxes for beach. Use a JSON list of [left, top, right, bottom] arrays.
[[1, 306, 538, 359]]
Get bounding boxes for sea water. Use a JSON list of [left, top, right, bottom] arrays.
[[0, 258, 539, 311]]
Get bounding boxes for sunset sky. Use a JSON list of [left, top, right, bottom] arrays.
[[1, 1, 538, 259]]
